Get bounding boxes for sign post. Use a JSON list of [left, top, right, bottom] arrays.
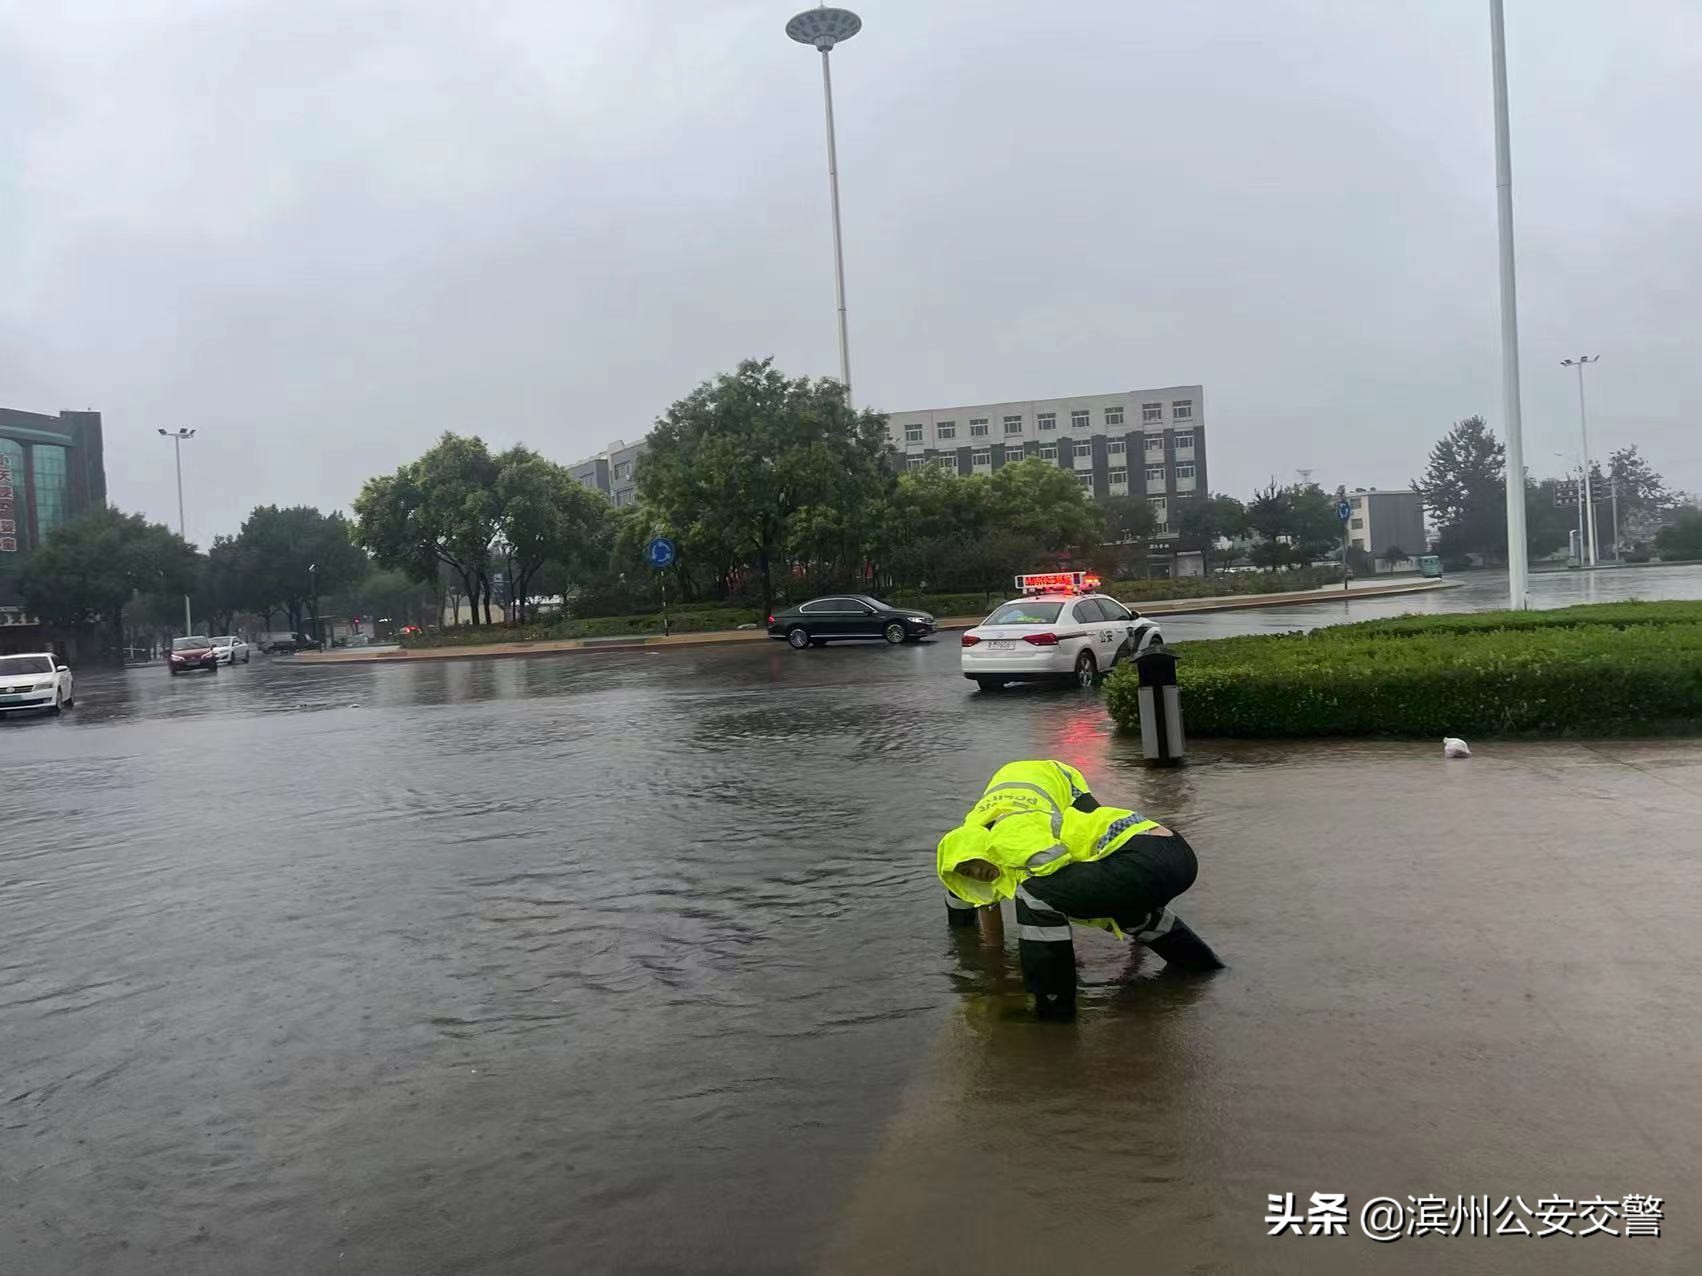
[[645, 537, 678, 637], [1336, 493, 1353, 591]]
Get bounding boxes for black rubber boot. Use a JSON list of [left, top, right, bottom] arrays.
[[1033, 990, 1077, 1020], [1147, 916, 1225, 972], [946, 904, 979, 929]]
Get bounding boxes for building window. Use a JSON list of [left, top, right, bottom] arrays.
[[1032, 413, 1052, 432], [1146, 465, 1167, 482], [904, 424, 924, 444], [1039, 444, 1058, 460], [1351, 495, 1363, 508], [614, 489, 634, 507], [613, 461, 632, 481], [934, 456, 956, 472], [1350, 517, 1364, 530], [972, 451, 991, 467], [936, 420, 956, 441], [1076, 473, 1094, 490], [1105, 406, 1125, 426], [1107, 439, 1126, 456], [969, 418, 989, 436], [1172, 400, 1193, 420], [1005, 415, 1025, 435], [1146, 436, 1165, 455], [1142, 402, 1163, 423], [907, 456, 927, 470], [1073, 440, 1092, 459], [30, 444, 69, 539], [1175, 463, 1196, 479], [1150, 498, 1168, 523], [1173, 431, 1195, 451], [1109, 467, 1128, 485], [1070, 410, 1090, 429]]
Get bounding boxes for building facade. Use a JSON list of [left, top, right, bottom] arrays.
[[1, 407, 108, 646], [885, 385, 1207, 562], [569, 438, 647, 508], [1345, 487, 1426, 565]]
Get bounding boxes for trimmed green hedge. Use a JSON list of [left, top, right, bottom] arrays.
[[401, 607, 758, 648], [1105, 601, 1702, 738]]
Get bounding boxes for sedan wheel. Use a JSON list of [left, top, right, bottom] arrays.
[[48, 691, 62, 717], [1073, 650, 1097, 689], [883, 621, 906, 645], [787, 627, 811, 650]]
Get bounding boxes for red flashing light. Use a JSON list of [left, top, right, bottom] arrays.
[[767, 614, 775, 625], [961, 633, 981, 647], [1014, 570, 1101, 596], [1023, 632, 1060, 647]]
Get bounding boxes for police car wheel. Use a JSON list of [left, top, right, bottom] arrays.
[[1073, 650, 1097, 688], [883, 621, 905, 644], [786, 627, 810, 650]]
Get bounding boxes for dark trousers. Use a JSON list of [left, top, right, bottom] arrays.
[[1014, 832, 1203, 1013]]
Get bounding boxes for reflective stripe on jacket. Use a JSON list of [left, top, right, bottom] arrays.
[[937, 760, 1095, 905]]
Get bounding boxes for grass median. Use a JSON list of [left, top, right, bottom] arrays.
[[1104, 601, 1702, 738]]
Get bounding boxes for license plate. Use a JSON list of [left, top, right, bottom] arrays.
[[0, 693, 28, 702], [987, 640, 1017, 651]]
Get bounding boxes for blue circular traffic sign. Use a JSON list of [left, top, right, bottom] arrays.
[[1336, 500, 1353, 522], [646, 537, 677, 569]]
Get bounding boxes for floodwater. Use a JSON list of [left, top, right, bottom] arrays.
[[6, 565, 1702, 1274]]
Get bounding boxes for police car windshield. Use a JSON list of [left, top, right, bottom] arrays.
[[986, 602, 1064, 625]]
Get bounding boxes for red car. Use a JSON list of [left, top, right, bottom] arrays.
[[168, 636, 220, 675]]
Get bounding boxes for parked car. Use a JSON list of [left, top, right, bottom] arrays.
[[210, 635, 251, 665], [259, 632, 322, 653], [0, 652, 74, 716], [961, 572, 1163, 691], [168, 636, 220, 675], [767, 595, 936, 649]]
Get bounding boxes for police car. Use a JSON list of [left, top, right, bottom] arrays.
[[960, 572, 1163, 691]]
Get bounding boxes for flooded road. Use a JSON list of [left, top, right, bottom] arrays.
[[6, 565, 1702, 1273]]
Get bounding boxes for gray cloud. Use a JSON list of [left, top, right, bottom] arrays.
[[4, 0, 1699, 548]]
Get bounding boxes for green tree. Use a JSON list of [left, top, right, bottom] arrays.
[[1524, 478, 1576, 560], [1655, 510, 1702, 561], [19, 507, 199, 654], [1246, 482, 1336, 566], [1608, 446, 1671, 520], [229, 506, 369, 634], [1101, 494, 1157, 545], [199, 535, 246, 633], [354, 433, 500, 623], [492, 446, 608, 620], [1414, 416, 1506, 561], [638, 358, 889, 617], [1180, 493, 1248, 574]]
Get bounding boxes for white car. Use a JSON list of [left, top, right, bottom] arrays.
[[210, 635, 251, 665], [961, 590, 1163, 691], [0, 651, 75, 716]]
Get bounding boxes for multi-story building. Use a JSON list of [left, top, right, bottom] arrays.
[[885, 385, 1208, 571], [1, 406, 108, 649], [1344, 487, 1427, 566], [569, 438, 646, 508]]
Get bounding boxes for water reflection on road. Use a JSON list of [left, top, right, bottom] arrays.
[[5, 564, 1701, 1273]]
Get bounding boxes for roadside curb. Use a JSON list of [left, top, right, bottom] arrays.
[[293, 578, 1459, 666]]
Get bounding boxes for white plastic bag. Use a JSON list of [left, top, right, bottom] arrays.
[[1443, 737, 1471, 759]]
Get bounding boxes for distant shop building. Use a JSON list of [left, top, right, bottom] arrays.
[[570, 438, 647, 508], [1, 407, 108, 651], [1345, 487, 1427, 569]]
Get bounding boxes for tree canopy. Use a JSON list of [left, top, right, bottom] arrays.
[[19, 507, 199, 645]]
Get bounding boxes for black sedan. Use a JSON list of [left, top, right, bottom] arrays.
[[768, 595, 936, 649]]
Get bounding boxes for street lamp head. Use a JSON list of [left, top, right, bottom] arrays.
[[786, 5, 861, 51]]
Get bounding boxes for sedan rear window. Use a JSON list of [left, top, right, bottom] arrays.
[[985, 602, 1063, 625]]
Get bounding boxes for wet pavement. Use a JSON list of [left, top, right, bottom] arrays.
[[6, 565, 1702, 1273]]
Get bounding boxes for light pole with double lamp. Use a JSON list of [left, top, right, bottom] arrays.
[[157, 427, 197, 634], [1561, 356, 1601, 564]]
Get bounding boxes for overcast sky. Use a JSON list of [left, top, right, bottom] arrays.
[[4, 0, 1699, 548]]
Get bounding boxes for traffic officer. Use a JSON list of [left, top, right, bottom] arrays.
[[937, 760, 1223, 1018]]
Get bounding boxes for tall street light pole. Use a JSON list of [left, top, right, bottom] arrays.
[[786, 5, 861, 407], [157, 427, 197, 635], [1561, 356, 1601, 565], [1489, 0, 1529, 610]]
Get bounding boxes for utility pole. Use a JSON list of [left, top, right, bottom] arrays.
[[157, 428, 197, 634], [1609, 471, 1621, 562], [1489, 0, 1529, 608], [1561, 356, 1600, 565]]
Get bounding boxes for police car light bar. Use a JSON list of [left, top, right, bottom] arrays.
[[1015, 570, 1101, 595]]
